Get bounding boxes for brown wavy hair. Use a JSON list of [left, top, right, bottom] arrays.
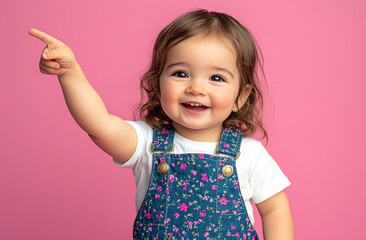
[[138, 9, 267, 139]]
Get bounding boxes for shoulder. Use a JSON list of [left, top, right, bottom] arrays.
[[127, 120, 155, 149], [240, 137, 268, 158], [237, 137, 277, 174], [126, 120, 152, 133], [126, 120, 155, 142]]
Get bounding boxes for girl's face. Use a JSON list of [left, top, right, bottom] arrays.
[[159, 35, 250, 142]]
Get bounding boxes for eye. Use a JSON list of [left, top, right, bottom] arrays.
[[172, 71, 188, 78], [210, 75, 225, 82]]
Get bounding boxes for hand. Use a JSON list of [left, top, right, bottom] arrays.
[[28, 28, 77, 77]]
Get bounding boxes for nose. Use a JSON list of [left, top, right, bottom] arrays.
[[185, 79, 207, 96]]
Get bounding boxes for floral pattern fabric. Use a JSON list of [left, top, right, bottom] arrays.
[[133, 128, 259, 239]]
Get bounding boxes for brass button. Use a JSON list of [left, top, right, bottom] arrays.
[[158, 162, 169, 174], [222, 165, 234, 177]]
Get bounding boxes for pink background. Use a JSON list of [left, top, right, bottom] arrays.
[[1, 0, 365, 239]]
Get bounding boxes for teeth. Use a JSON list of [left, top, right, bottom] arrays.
[[186, 103, 202, 107]]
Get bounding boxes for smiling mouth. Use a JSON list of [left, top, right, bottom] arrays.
[[182, 102, 208, 111]]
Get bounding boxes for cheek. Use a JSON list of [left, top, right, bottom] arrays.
[[159, 92, 168, 110], [160, 85, 170, 101], [159, 84, 177, 109], [212, 89, 238, 108]]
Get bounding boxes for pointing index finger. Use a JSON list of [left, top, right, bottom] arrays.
[[28, 28, 58, 46]]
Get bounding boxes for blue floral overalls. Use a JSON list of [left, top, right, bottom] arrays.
[[133, 128, 259, 239]]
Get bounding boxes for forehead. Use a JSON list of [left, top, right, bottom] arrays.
[[165, 35, 238, 71], [170, 34, 236, 55]]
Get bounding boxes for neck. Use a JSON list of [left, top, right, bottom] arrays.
[[172, 123, 223, 142]]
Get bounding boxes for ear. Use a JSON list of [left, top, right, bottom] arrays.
[[232, 84, 253, 112]]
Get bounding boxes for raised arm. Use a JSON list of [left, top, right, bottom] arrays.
[[256, 191, 294, 240], [28, 28, 136, 163]]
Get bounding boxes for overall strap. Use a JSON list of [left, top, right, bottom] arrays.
[[216, 128, 243, 159], [151, 128, 175, 152]]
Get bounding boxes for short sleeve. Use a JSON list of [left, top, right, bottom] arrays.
[[112, 121, 149, 169], [243, 140, 291, 204], [236, 138, 291, 205]]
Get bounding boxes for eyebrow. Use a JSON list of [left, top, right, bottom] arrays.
[[164, 62, 186, 71], [212, 67, 235, 79], [165, 62, 235, 79]]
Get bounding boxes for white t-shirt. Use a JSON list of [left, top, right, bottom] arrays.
[[115, 121, 290, 225]]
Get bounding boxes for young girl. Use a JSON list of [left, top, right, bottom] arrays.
[[29, 9, 293, 240]]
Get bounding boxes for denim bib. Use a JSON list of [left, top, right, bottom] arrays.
[[133, 128, 259, 239]]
